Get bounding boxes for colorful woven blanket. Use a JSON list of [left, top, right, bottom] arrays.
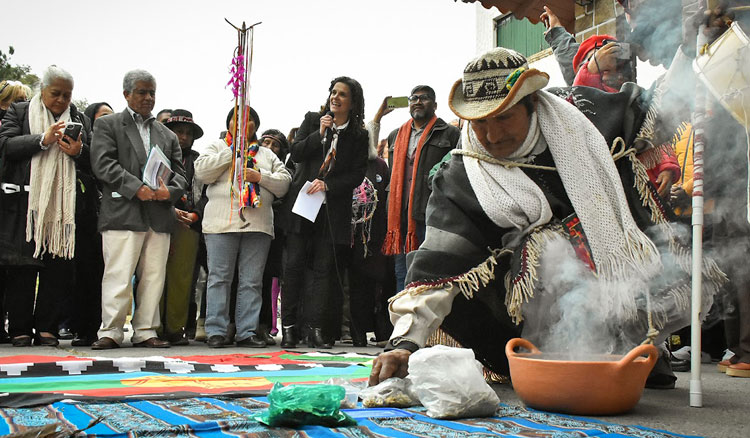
[[0, 351, 373, 408], [0, 399, 700, 438]]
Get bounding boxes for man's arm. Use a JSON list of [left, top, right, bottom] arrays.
[[90, 116, 144, 200], [541, 6, 579, 86], [163, 132, 187, 204]]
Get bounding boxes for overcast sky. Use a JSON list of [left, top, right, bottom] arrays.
[[5, 0, 666, 151], [4, 0, 479, 148]]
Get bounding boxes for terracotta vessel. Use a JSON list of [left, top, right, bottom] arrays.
[[505, 338, 658, 415]]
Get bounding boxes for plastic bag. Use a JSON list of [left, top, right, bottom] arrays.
[[407, 345, 500, 419], [359, 377, 420, 408], [322, 377, 367, 409], [256, 383, 357, 427]]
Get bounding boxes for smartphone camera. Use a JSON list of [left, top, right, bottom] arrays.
[[63, 122, 83, 141]]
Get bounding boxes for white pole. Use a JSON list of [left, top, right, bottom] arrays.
[[690, 21, 709, 409]]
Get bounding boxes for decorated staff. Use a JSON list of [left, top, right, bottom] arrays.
[[226, 19, 262, 220]]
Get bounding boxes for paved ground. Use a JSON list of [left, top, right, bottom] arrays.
[[1, 338, 748, 437]]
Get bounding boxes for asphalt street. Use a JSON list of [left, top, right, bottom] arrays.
[[1, 338, 747, 437]]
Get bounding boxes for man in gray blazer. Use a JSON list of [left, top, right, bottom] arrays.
[[90, 69, 187, 349]]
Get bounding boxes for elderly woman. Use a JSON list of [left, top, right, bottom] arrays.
[[194, 106, 291, 348], [0, 66, 93, 347]]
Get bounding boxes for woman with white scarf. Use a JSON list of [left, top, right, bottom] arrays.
[[0, 65, 93, 347]]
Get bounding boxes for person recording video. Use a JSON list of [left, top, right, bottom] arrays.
[[280, 76, 369, 349]]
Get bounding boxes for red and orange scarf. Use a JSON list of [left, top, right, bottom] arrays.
[[382, 115, 438, 255]]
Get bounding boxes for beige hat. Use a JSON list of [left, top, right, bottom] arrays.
[[449, 47, 549, 121]]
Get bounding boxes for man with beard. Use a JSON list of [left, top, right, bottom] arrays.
[[160, 109, 206, 346], [381, 86, 460, 293]]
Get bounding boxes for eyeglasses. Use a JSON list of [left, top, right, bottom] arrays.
[[408, 94, 434, 104]]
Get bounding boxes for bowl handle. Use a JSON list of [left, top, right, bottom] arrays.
[[505, 337, 542, 358], [617, 344, 659, 370]]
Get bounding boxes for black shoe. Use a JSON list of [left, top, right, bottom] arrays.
[[280, 326, 298, 349], [166, 332, 190, 346], [71, 335, 97, 347], [236, 334, 266, 348], [669, 353, 690, 372], [207, 335, 227, 348], [11, 335, 32, 347], [58, 328, 74, 340], [258, 324, 276, 346], [34, 334, 60, 347], [308, 327, 332, 349]]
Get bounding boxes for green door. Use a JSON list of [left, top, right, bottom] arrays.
[[496, 14, 548, 58]]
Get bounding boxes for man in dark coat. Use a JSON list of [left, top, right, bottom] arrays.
[[89, 69, 186, 350], [381, 86, 460, 293]]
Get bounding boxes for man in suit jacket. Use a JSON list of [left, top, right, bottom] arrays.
[[90, 69, 187, 349]]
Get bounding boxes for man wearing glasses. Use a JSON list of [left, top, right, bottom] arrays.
[[381, 85, 460, 293]]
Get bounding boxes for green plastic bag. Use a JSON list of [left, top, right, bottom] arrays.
[[256, 383, 357, 428]]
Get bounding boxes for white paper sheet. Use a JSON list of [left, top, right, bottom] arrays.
[[292, 181, 325, 222]]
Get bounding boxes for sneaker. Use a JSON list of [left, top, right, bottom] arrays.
[[670, 346, 711, 364]]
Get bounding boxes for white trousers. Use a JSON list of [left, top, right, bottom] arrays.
[[98, 229, 170, 344]]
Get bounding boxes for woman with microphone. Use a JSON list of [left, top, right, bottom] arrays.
[[281, 76, 369, 348]]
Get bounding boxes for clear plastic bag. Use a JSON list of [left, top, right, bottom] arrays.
[[322, 377, 368, 409], [359, 377, 420, 408], [407, 345, 500, 419]]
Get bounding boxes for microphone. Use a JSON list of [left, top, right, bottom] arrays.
[[323, 110, 335, 150]]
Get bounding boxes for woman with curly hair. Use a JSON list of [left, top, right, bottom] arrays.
[[281, 76, 369, 348]]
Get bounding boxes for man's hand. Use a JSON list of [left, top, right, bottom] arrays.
[[154, 178, 170, 201], [136, 184, 156, 201], [655, 170, 674, 198], [59, 132, 83, 157], [306, 178, 327, 194], [588, 42, 622, 74], [244, 167, 262, 183], [42, 121, 66, 147], [374, 96, 394, 124], [540, 6, 562, 30], [369, 349, 411, 386]]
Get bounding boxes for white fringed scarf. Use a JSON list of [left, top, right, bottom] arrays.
[[26, 94, 76, 259], [463, 90, 661, 283]]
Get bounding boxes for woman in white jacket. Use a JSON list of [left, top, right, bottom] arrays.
[[194, 106, 291, 348]]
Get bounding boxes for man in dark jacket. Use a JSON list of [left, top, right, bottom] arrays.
[[381, 85, 460, 292], [89, 70, 187, 350]]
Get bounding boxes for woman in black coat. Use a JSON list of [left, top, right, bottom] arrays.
[[0, 66, 94, 347], [281, 76, 369, 348]]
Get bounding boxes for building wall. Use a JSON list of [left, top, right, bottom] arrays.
[[574, 0, 625, 43]]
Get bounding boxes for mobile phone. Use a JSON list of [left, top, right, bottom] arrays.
[[63, 122, 83, 141], [386, 96, 409, 109]]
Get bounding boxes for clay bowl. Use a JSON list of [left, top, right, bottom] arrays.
[[505, 338, 658, 415]]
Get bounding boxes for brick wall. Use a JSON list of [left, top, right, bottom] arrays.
[[574, 0, 625, 43]]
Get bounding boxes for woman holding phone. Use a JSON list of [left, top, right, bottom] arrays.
[[280, 76, 369, 348], [0, 65, 93, 347]]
